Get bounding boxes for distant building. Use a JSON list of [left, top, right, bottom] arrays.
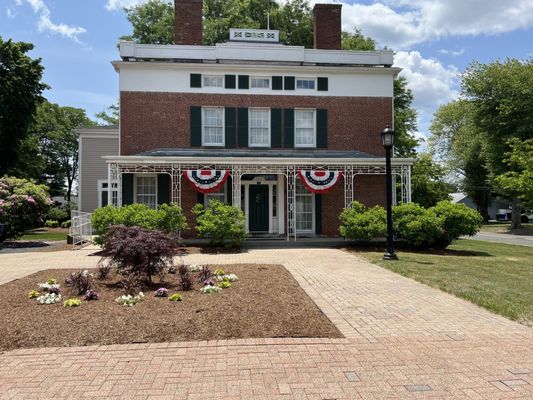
[[450, 193, 510, 220]]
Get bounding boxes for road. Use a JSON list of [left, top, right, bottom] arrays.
[[469, 231, 533, 247]]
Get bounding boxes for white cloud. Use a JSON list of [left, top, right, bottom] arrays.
[[105, 0, 170, 11], [438, 48, 465, 57], [18, 0, 86, 42], [328, 0, 533, 49], [6, 7, 17, 18]]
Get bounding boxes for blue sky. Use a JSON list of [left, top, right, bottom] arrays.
[[1, 0, 533, 143]]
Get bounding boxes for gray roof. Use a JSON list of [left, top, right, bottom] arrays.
[[135, 148, 380, 159]]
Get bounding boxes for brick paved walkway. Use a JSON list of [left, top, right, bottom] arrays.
[[0, 247, 532, 399]]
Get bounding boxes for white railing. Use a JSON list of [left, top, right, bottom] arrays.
[[70, 211, 93, 249]]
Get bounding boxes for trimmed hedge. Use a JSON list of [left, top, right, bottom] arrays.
[[339, 201, 483, 249], [92, 204, 187, 245]]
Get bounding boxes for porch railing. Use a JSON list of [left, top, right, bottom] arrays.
[[70, 211, 93, 249]]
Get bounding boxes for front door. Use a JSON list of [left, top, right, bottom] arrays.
[[249, 184, 269, 232]]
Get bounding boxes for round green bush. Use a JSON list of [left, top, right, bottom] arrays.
[[45, 220, 59, 228], [47, 206, 69, 223], [339, 202, 387, 241], [192, 200, 246, 247]]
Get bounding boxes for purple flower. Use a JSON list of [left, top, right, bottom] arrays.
[[83, 290, 100, 301], [154, 288, 169, 297], [203, 278, 216, 287]]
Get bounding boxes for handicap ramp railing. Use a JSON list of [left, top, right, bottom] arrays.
[[70, 211, 93, 249]]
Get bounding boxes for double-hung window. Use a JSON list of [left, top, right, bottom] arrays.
[[205, 184, 226, 206], [296, 78, 315, 90], [202, 107, 224, 146], [250, 77, 270, 89], [135, 175, 157, 209], [249, 108, 270, 147], [295, 180, 314, 232], [203, 75, 223, 88], [295, 109, 316, 147]]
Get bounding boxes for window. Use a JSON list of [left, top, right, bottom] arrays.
[[295, 180, 314, 232], [251, 77, 270, 89], [98, 180, 118, 208], [296, 78, 315, 90], [202, 107, 224, 146], [203, 76, 223, 88], [249, 109, 270, 147], [205, 184, 226, 206], [295, 109, 316, 147], [135, 175, 157, 209]]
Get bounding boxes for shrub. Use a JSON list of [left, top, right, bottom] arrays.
[[44, 220, 59, 228], [217, 281, 231, 289], [47, 206, 68, 223], [213, 268, 225, 276], [198, 266, 212, 284], [178, 265, 193, 291], [339, 202, 387, 241], [169, 293, 182, 302], [103, 225, 176, 285], [0, 177, 52, 242], [154, 288, 168, 297], [92, 204, 187, 245], [66, 270, 95, 295], [192, 200, 247, 247], [430, 201, 483, 248], [28, 290, 39, 299], [64, 298, 81, 307], [122, 275, 141, 296], [393, 203, 444, 248], [61, 220, 71, 229], [83, 290, 100, 301], [97, 260, 112, 280]]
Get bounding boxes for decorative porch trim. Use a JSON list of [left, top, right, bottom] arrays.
[[184, 169, 230, 193]]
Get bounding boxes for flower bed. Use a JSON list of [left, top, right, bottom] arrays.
[[0, 264, 341, 351]]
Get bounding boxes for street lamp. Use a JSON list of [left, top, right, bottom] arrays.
[[381, 125, 398, 260]]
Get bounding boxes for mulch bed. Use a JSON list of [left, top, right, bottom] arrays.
[[0, 264, 342, 351]]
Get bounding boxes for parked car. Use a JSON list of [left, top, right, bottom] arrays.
[[496, 209, 532, 222]]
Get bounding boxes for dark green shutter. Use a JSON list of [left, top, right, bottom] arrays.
[[157, 174, 170, 206], [226, 176, 232, 205], [271, 108, 282, 148], [238, 75, 249, 89], [122, 174, 134, 205], [197, 192, 204, 205], [283, 109, 294, 148], [238, 108, 248, 147], [225, 107, 237, 148], [101, 191, 108, 207], [190, 106, 202, 147], [225, 75, 236, 89], [315, 194, 322, 234], [190, 74, 202, 88], [272, 76, 283, 90], [284, 76, 295, 90], [317, 109, 328, 148], [317, 77, 328, 91]]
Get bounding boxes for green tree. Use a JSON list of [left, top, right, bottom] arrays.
[[0, 37, 48, 175], [120, 0, 174, 44], [429, 100, 492, 220], [96, 103, 120, 126], [462, 59, 533, 228], [495, 138, 533, 209], [342, 29, 376, 51], [410, 153, 453, 208]]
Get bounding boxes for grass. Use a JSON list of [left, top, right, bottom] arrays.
[[480, 222, 533, 236], [20, 228, 68, 242], [350, 239, 533, 326]]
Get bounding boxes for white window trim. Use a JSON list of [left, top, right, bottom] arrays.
[[294, 108, 316, 148], [248, 108, 271, 148], [202, 75, 224, 88], [250, 76, 271, 89], [296, 78, 317, 91], [134, 174, 158, 208], [202, 107, 225, 147], [295, 183, 315, 234], [97, 179, 118, 208]]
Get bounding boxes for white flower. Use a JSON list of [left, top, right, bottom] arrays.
[[216, 274, 238, 282], [38, 282, 61, 291], [36, 293, 61, 304], [201, 285, 222, 294], [188, 264, 201, 272]]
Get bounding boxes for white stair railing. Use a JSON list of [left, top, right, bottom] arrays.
[[70, 211, 93, 249]]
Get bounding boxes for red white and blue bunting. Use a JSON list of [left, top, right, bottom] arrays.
[[184, 169, 230, 193], [298, 170, 343, 194]]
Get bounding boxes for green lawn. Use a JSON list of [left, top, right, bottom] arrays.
[[350, 239, 533, 326], [481, 222, 533, 236], [20, 228, 68, 242]]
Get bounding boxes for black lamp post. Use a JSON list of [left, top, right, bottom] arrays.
[[381, 125, 398, 260]]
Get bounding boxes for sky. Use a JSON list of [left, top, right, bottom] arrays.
[[1, 0, 533, 145]]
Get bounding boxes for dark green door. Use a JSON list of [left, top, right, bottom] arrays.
[[249, 185, 269, 232]]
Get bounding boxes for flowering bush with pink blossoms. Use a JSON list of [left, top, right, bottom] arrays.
[[0, 177, 52, 242]]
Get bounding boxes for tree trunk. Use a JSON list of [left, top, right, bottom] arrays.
[[510, 197, 522, 230]]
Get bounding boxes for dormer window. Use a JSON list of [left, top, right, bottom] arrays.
[[251, 77, 270, 89], [203, 76, 223, 88], [296, 78, 316, 90]]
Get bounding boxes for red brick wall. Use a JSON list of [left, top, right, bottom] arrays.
[[120, 91, 391, 157], [354, 175, 386, 207], [174, 0, 203, 45], [313, 4, 342, 50], [320, 178, 344, 236]]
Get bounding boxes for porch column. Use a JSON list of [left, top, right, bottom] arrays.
[[392, 173, 398, 205], [286, 167, 296, 241], [406, 165, 412, 203], [171, 165, 181, 206], [232, 166, 241, 209], [344, 167, 354, 208]]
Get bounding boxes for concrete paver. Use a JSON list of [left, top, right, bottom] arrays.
[[0, 247, 532, 399]]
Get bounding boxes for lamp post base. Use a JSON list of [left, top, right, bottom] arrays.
[[383, 251, 399, 260]]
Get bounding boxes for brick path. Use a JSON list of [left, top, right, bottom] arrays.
[[0, 247, 532, 399]]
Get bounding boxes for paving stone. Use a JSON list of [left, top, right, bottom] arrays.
[[404, 384, 432, 392]]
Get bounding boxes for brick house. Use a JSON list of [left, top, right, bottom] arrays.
[[79, 0, 414, 239]]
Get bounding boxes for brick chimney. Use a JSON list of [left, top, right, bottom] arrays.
[[313, 4, 342, 50], [174, 0, 203, 45]]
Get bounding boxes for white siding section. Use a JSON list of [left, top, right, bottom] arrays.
[[119, 65, 394, 97], [79, 135, 119, 212]]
